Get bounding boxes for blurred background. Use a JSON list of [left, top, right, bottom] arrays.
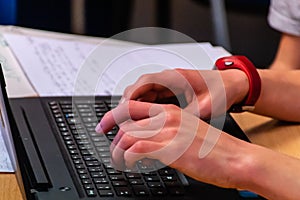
[[0, 0, 280, 68]]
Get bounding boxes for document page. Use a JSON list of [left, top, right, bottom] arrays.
[[0, 130, 13, 172], [3, 33, 95, 96], [3, 33, 230, 96]]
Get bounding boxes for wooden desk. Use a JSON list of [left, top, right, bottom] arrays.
[[1, 112, 300, 199], [231, 112, 300, 159], [0, 173, 23, 200]]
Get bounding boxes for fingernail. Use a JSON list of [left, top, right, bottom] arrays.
[[95, 122, 103, 133]]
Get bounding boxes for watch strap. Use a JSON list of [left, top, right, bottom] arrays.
[[215, 55, 261, 112]]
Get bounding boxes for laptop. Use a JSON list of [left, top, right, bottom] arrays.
[[0, 64, 259, 200]]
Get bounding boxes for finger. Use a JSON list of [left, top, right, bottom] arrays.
[[111, 129, 125, 146], [124, 140, 164, 169], [110, 132, 139, 170], [111, 117, 161, 150], [119, 115, 165, 133], [122, 71, 181, 101], [122, 73, 165, 100], [123, 83, 174, 101], [113, 129, 163, 153], [110, 112, 167, 170], [122, 111, 200, 169], [95, 101, 163, 133]]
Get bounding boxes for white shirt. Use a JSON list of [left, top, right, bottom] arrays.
[[268, 0, 300, 36]]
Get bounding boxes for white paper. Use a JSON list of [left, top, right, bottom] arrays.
[[0, 128, 13, 172], [0, 36, 37, 98], [3, 33, 230, 96], [3, 33, 96, 96], [89, 43, 217, 96]]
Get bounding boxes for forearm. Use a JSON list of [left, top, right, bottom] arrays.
[[217, 132, 300, 199], [238, 143, 300, 200], [269, 34, 300, 70], [252, 70, 300, 122], [185, 128, 300, 199]]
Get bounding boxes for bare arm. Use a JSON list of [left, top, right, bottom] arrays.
[[237, 140, 300, 200], [269, 34, 300, 70], [249, 33, 300, 120], [250, 70, 300, 121]]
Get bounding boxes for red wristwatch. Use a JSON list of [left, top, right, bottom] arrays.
[[215, 56, 261, 112]]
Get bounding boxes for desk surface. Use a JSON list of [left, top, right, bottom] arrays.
[[1, 112, 300, 199]]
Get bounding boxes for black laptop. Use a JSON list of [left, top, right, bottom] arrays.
[[0, 64, 261, 200]]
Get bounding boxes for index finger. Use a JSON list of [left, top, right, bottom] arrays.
[[123, 80, 167, 101], [95, 100, 163, 133], [122, 71, 177, 101]]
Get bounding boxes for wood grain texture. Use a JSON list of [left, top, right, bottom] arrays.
[[0, 173, 23, 200]]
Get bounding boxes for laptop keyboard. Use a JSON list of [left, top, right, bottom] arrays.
[[48, 99, 187, 198]]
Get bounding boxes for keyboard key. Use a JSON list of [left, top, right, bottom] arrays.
[[98, 189, 114, 197], [126, 173, 141, 179], [83, 184, 94, 190], [144, 176, 160, 182], [112, 180, 128, 187], [75, 164, 85, 169], [59, 100, 72, 105], [77, 169, 88, 174], [90, 171, 106, 178], [93, 178, 109, 184], [69, 149, 79, 155], [115, 187, 132, 196], [82, 179, 92, 184], [55, 117, 64, 123], [83, 156, 97, 161], [109, 175, 125, 181], [86, 160, 101, 167], [132, 185, 149, 196], [106, 169, 122, 175], [76, 104, 90, 109], [162, 175, 177, 182], [147, 182, 164, 188], [129, 179, 144, 185], [86, 189, 97, 197], [151, 188, 168, 196], [73, 159, 83, 165], [63, 136, 72, 141], [61, 104, 73, 109], [96, 184, 111, 190], [72, 155, 81, 160], [88, 166, 103, 172]]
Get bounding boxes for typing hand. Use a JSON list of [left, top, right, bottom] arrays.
[[95, 100, 248, 189], [120, 69, 248, 119]]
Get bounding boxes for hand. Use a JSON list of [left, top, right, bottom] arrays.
[[96, 100, 250, 189], [121, 69, 249, 119]]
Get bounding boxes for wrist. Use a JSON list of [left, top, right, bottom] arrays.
[[220, 69, 249, 110], [215, 56, 261, 112]]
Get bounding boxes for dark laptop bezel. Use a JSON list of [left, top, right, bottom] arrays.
[[0, 64, 28, 199]]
